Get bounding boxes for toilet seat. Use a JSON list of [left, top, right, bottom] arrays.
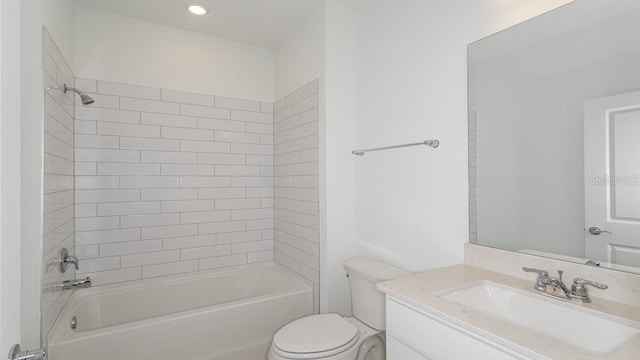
[[272, 314, 360, 359]]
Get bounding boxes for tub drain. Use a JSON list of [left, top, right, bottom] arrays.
[[70, 315, 78, 330]]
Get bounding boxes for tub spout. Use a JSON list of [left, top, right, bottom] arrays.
[[59, 277, 92, 290]]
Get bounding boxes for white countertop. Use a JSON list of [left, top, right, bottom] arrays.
[[377, 264, 640, 360]]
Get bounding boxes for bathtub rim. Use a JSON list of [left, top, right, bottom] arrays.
[[47, 261, 313, 342], [73, 260, 311, 297]]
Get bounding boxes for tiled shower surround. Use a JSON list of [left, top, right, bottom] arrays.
[[42, 29, 77, 340], [273, 81, 320, 312], [71, 78, 320, 314], [74, 78, 320, 310], [74, 78, 276, 285]]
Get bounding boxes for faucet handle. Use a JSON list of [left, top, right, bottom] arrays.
[[570, 278, 608, 302], [573, 278, 608, 290], [64, 254, 79, 270], [59, 248, 79, 272], [523, 267, 549, 292], [522, 267, 548, 276]]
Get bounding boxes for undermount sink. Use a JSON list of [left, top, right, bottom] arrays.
[[438, 280, 640, 355]]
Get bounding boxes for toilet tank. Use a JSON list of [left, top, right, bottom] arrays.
[[343, 257, 410, 331]]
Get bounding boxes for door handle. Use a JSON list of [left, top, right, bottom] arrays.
[[588, 227, 612, 235], [7, 344, 46, 360]]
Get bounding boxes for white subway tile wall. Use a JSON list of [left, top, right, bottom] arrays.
[[74, 78, 275, 286], [273, 80, 320, 312], [42, 29, 77, 341]]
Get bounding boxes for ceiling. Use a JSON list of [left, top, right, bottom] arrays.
[[74, 0, 322, 48]]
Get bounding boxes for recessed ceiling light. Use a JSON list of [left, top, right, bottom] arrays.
[[186, 2, 209, 16]]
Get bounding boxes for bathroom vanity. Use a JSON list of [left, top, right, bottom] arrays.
[[385, 297, 526, 360], [378, 265, 640, 360]]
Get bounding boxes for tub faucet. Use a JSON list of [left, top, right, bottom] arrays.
[[54, 247, 79, 273], [522, 267, 607, 304], [51, 277, 92, 291], [61, 248, 79, 271]]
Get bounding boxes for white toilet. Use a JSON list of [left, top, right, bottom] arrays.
[[268, 257, 409, 360]]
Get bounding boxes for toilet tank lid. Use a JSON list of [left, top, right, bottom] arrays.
[[343, 257, 410, 282]]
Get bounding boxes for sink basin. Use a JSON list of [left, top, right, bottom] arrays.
[[438, 280, 639, 355]]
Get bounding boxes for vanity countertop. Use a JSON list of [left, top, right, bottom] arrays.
[[377, 264, 640, 360]]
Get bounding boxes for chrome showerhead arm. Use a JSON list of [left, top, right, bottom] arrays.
[[63, 84, 95, 105], [44, 83, 96, 105]]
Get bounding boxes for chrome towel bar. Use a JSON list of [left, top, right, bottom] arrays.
[[352, 139, 439, 156]]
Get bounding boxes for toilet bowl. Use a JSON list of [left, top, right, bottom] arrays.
[[267, 257, 409, 360], [268, 315, 383, 360]]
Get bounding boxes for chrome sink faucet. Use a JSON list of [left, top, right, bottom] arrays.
[[522, 267, 607, 303]]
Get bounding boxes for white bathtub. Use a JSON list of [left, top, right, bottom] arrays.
[[47, 261, 313, 360]]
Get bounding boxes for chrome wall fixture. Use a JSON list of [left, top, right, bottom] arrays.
[[44, 83, 95, 105], [52, 277, 92, 291], [57, 248, 79, 273], [352, 139, 440, 156], [64, 84, 95, 105], [7, 344, 46, 360]]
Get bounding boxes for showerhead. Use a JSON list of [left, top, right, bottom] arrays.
[[63, 84, 95, 105], [80, 93, 95, 105]]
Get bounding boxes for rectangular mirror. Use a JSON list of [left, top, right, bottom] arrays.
[[469, 0, 640, 275]]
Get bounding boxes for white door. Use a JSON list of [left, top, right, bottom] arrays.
[[1, 0, 23, 355], [585, 91, 640, 268]]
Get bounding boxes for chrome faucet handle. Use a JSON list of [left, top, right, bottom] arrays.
[[59, 248, 79, 272], [573, 278, 607, 290], [570, 278, 608, 303], [522, 267, 548, 276], [64, 254, 79, 270], [522, 267, 549, 291]]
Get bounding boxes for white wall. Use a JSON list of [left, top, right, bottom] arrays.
[[321, 0, 356, 315], [74, 6, 275, 102], [274, 5, 324, 100], [20, 0, 76, 348], [43, 0, 74, 65], [351, 0, 573, 273], [2, 0, 24, 352]]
